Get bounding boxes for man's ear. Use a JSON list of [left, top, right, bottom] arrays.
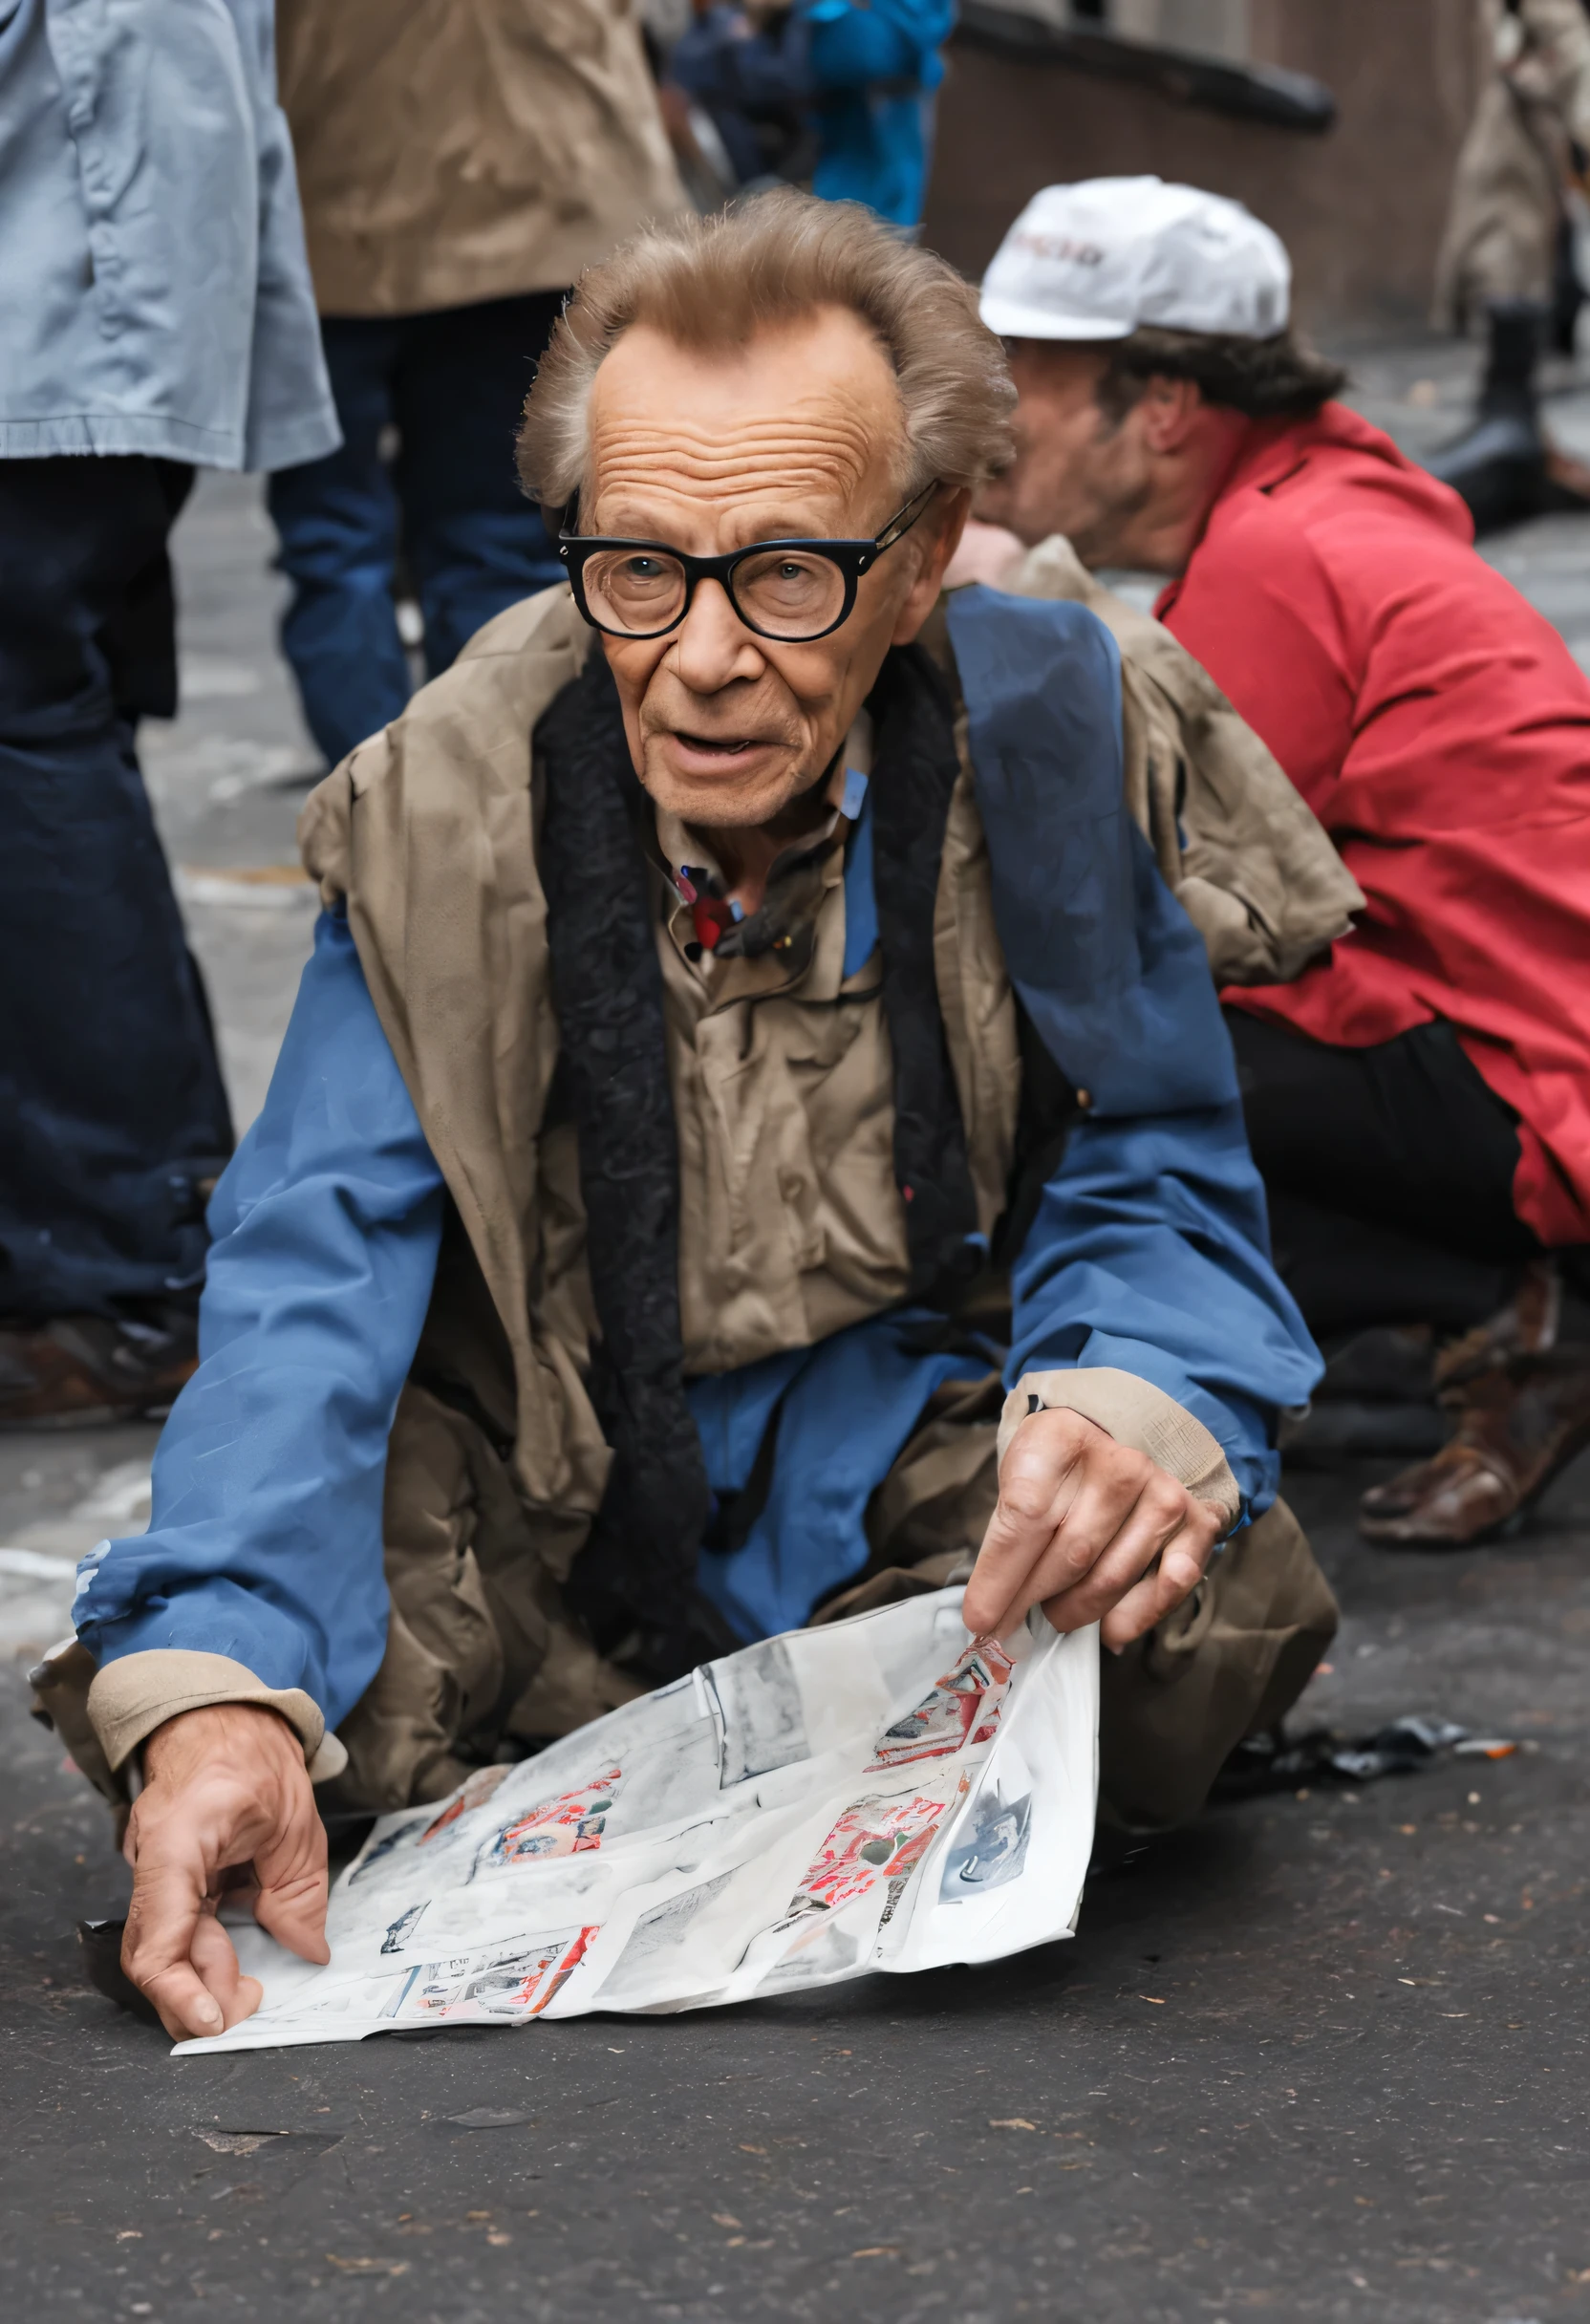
[[892, 486, 972, 645], [1136, 376, 1206, 455]]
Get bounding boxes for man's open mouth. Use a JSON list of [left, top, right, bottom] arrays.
[[674, 731, 766, 757]]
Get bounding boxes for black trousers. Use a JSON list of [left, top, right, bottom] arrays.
[[1224, 1008, 1583, 1342], [0, 456, 233, 1321]]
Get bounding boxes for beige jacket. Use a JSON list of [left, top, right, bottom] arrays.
[[1435, 0, 1590, 321], [63, 586, 1255, 1796], [992, 539, 1364, 986], [276, 0, 687, 316]]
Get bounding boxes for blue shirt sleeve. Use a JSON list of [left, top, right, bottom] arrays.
[[948, 585, 1322, 1518], [72, 911, 445, 1726], [1005, 1097, 1318, 1517]]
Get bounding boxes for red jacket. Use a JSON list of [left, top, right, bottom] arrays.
[[1157, 402, 1590, 1247]]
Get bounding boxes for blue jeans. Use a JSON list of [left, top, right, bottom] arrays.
[[0, 456, 233, 1319], [267, 292, 567, 769]]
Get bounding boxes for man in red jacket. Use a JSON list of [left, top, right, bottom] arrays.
[[967, 176, 1590, 1547]]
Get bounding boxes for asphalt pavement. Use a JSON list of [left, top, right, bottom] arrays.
[[2, 334, 1588, 2321]]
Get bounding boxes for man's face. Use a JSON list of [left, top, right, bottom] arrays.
[[584, 309, 962, 830], [976, 341, 1153, 567]]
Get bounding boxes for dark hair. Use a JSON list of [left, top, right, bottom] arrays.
[[1093, 324, 1347, 422]]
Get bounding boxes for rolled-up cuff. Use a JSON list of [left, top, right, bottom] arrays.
[[86, 1649, 349, 1784], [999, 1366, 1240, 1528]]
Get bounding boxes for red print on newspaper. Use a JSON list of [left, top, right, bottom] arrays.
[[483, 1766, 623, 1866], [402, 1924, 599, 2021], [867, 1637, 1014, 1771], [784, 1792, 952, 1923]]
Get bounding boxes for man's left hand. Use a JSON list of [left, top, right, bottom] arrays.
[[961, 1408, 1226, 1648]]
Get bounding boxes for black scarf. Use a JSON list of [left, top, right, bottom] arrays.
[[535, 645, 982, 1679]]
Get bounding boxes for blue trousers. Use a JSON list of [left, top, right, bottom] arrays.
[[267, 293, 567, 769], [0, 456, 233, 1320]]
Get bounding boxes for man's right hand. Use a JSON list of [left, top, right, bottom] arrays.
[[120, 1702, 330, 2040]]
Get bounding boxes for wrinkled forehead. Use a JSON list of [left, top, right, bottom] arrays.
[[584, 309, 909, 542]]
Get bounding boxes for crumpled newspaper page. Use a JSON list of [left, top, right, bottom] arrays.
[[177, 1591, 1098, 2053]]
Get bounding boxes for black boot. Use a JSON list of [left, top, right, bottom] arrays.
[[1427, 299, 1551, 532]]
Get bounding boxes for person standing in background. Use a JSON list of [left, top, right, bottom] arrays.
[[657, 2, 815, 205], [804, 0, 955, 228], [659, 1, 955, 229], [1431, 0, 1590, 526], [0, 0, 339, 1424], [268, 0, 687, 773]]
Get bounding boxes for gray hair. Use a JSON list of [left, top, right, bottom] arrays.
[[517, 189, 1016, 511]]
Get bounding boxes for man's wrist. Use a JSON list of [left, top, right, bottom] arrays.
[[1000, 1366, 1239, 1529], [143, 1700, 307, 1784], [87, 1648, 347, 1788]]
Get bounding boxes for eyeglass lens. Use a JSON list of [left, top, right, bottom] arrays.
[[579, 547, 848, 639]]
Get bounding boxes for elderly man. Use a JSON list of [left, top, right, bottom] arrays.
[[968, 175, 1590, 1549], [41, 193, 1332, 2041]]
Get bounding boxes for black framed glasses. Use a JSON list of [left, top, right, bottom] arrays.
[[557, 482, 938, 643]]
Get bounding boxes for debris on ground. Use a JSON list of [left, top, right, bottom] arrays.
[[1214, 1715, 1518, 1798]]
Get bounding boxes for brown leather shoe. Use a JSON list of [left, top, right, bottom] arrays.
[[0, 1313, 198, 1430], [1430, 1256, 1560, 1391], [1359, 1343, 1590, 1545]]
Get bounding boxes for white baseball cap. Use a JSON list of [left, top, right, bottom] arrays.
[[979, 176, 1290, 342]]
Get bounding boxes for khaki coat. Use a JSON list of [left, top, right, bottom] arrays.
[[1435, 0, 1590, 322], [275, 0, 687, 316]]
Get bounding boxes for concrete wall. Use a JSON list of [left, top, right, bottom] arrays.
[[922, 0, 1481, 339]]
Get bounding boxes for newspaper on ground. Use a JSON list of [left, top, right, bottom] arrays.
[[178, 1590, 1099, 2053]]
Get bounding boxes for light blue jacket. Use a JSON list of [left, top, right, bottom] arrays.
[[0, 0, 338, 469]]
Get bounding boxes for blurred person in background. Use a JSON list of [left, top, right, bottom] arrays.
[[656, 1, 815, 205], [268, 0, 686, 772], [1431, 0, 1590, 527], [0, 0, 338, 1424], [657, 0, 954, 228], [964, 176, 1590, 1549]]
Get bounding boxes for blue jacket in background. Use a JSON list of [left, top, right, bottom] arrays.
[[669, 3, 812, 189], [0, 0, 337, 468], [805, 0, 955, 227]]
